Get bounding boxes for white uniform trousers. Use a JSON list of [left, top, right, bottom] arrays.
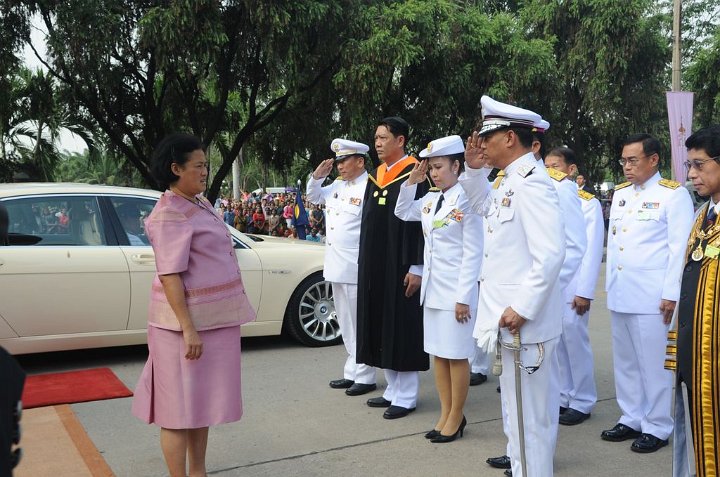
[[332, 282, 376, 385], [470, 346, 490, 374], [610, 311, 673, 439], [557, 303, 597, 413], [382, 370, 419, 409], [500, 336, 560, 477]]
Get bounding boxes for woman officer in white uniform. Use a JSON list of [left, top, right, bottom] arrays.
[[395, 135, 483, 443]]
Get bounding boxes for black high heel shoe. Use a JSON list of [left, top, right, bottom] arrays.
[[430, 416, 467, 443], [424, 429, 441, 439]]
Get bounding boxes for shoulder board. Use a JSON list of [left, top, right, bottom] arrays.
[[428, 187, 441, 192], [578, 189, 595, 201], [659, 178, 681, 189], [546, 168, 567, 182], [614, 182, 631, 190], [517, 165, 535, 178]]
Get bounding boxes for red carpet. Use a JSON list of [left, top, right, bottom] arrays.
[[21, 367, 133, 409]]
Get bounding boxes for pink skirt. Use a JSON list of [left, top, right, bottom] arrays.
[[132, 325, 242, 429]]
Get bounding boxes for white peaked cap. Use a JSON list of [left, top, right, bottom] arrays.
[[478, 95, 544, 136], [330, 138, 369, 160], [419, 135, 465, 158]]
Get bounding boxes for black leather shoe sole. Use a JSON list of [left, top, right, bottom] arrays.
[[504, 469, 512, 476], [366, 397, 391, 408], [329, 378, 354, 389], [383, 405, 415, 419], [601, 424, 641, 442], [345, 383, 377, 396], [486, 455, 511, 469]]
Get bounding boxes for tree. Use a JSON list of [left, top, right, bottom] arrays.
[[15, 0, 360, 201], [519, 0, 670, 184]]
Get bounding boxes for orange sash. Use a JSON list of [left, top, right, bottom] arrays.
[[374, 156, 418, 188]]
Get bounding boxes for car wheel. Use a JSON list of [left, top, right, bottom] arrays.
[[284, 272, 342, 347]]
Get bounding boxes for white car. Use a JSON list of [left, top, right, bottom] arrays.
[[0, 183, 340, 354]]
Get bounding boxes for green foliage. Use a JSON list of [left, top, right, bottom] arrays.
[[686, 27, 720, 126]]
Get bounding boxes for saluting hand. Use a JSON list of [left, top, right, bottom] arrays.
[[312, 159, 334, 180], [407, 160, 428, 185], [499, 306, 526, 335], [465, 131, 488, 169]]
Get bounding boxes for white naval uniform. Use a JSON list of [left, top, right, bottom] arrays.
[[306, 172, 376, 385], [557, 190, 604, 413], [461, 152, 565, 477], [395, 181, 483, 359], [606, 172, 693, 439]]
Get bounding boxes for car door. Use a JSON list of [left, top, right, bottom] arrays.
[[104, 195, 157, 332], [0, 194, 131, 337], [108, 196, 264, 332]]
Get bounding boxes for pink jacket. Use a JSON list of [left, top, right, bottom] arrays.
[[145, 191, 256, 331]]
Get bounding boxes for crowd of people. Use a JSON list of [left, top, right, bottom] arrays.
[[215, 191, 327, 241], [128, 96, 719, 477]]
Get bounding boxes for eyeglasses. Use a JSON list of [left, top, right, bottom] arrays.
[[684, 156, 720, 171], [618, 154, 651, 167]]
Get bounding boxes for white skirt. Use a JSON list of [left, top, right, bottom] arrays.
[[423, 307, 477, 359]]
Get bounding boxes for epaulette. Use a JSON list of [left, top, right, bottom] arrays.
[[659, 178, 681, 190], [546, 168, 567, 182], [517, 164, 535, 178], [428, 187, 441, 192], [578, 189, 595, 201], [614, 182, 631, 190], [492, 170, 506, 189]]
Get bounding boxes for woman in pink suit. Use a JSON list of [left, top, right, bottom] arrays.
[[132, 133, 256, 477]]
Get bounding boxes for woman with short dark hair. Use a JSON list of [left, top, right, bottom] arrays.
[[132, 133, 256, 477]]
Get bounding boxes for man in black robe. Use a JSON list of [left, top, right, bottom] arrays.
[[356, 116, 429, 419]]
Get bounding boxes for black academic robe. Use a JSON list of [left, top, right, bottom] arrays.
[[356, 160, 430, 371], [674, 203, 720, 477]]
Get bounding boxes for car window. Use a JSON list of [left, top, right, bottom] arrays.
[[108, 196, 155, 246], [1, 196, 105, 246]]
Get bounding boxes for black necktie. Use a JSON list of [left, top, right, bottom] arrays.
[[706, 206, 717, 230], [435, 194, 444, 214]]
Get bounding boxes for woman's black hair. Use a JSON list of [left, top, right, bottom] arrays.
[[151, 133, 204, 190]]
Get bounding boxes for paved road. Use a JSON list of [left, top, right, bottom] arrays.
[[16, 268, 672, 477]]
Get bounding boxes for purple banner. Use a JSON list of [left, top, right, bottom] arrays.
[[666, 91, 694, 182]]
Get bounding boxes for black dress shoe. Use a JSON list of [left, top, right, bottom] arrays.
[[559, 406, 568, 415], [559, 408, 591, 426], [345, 383, 377, 396], [366, 397, 391, 408], [504, 469, 512, 476], [631, 433, 668, 453], [601, 423, 642, 442], [430, 416, 466, 443], [496, 385, 501, 393], [329, 378, 354, 389], [486, 455, 511, 469], [383, 405, 415, 419], [470, 372, 488, 386]]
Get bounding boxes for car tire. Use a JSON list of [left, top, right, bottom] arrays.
[[284, 272, 342, 347]]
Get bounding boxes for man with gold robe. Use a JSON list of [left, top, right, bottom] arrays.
[[668, 125, 720, 477]]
